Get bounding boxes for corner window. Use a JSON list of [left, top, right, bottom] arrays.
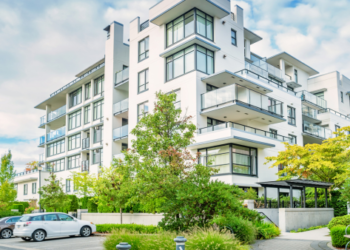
[[68, 110, 81, 130], [67, 155, 80, 170], [32, 183, 37, 194], [24, 184, 28, 195], [94, 75, 104, 96], [139, 37, 149, 61], [287, 106, 296, 125], [137, 102, 149, 122], [231, 30, 237, 46], [69, 88, 82, 108], [85, 83, 91, 100], [138, 69, 149, 93], [314, 91, 324, 99], [341, 91, 344, 103], [68, 133, 81, 151], [93, 100, 104, 120]]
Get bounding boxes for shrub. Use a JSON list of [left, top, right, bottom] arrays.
[[103, 229, 144, 250], [79, 197, 89, 209], [328, 215, 350, 229], [11, 204, 24, 213], [331, 191, 348, 217], [211, 215, 256, 244], [290, 225, 327, 233], [87, 199, 98, 212], [330, 226, 348, 247], [254, 221, 280, 239], [24, 207, 35, 214], [96, 224, 160, 234], [0, 211, 21, 218], [14, 202, 30, 210], [67, 195, 79, 212]]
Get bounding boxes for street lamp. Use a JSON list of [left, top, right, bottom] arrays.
[[38, 166, 43, 212]]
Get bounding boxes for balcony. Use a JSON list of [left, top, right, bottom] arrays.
[[14, 167, 50, 184], [303, 120, 332, 143], [302, 105, 321, 124], [39, 136, 45, 147], [39, 154, 44, 164], [284, 74, 302, 88], [248, 58, 284, 82], [201, 84, 285, 124], [47, 105, 66, 123], [113, 125, 128, 141], [82, 138, 90, 150], [39, 115, 46, 128], [318, 108, 350, 122], [140, 20, 149, 31], [296, 91, 327, 109], [82, 160, 89, 172], [115, 68, 129, 88], [47, 126, 66, 142], [113, 98, 129, 117]]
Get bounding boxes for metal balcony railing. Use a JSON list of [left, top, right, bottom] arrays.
[[82, 160, 89, 172], [39, 115, 46, 126], [47, 126, 66, 142], [140, 20, 149, 31], [296, 91, 327, 109], [113, 125, 128, 140], [115, 68, 129, 85], [113, 98, 129, 114], [302, 105, 318, 119], [82, 138, 90, 149], [318, 108, 350, 121], [303, 120, 332, 139], [47, 105, 66, 122], [201, 84, 284, 117], [199, 122, 294, 144]]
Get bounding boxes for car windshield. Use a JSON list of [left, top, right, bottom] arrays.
[[18, 216, 32, 222]]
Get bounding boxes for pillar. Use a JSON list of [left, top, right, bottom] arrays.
[[264, 187, 267, 208], [289, 186, 293, 208], [315, 187, 317, 208], [277, 188, 280, 208], [244, 39, 251, 59]]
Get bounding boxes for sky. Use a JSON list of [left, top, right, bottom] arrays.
[[0, 0, 350, 172]]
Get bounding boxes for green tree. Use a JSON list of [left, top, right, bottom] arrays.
[[70, 171, 96, 207], [38, 173, 69, 212], [265, 126, 350, 191], [0, 180, 17, 211], [0, 151, 15, 185]]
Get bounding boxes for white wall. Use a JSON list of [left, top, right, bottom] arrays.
[[82, 213, 164, 226]]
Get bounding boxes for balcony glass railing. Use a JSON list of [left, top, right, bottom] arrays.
[[140, 20, 149, 31], [296, 91, 327, 109], [113, 125, 128, 140], [39, 154, 44, 163], [15, 167, 50, 177], [115, 68, 129, 85], [82, 160, 89, 172], [47, 126, 66, 142], [82, 138, 90, 149], [201, 84, 283, 117], [47, 105, 66, 122], [302, 105, 318, 119], [39, 136, 45, 146], [250, 58, 283, 80], [303, 120, 332, 139], [39, 115, 46, 126], [113, 98, 129, 114], [199, 122, 294, 144], [318, 108, 350, 121]]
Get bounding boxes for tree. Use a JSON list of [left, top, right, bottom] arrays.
[[265, 126, 350, 191], [0, 151, 15, 185], [25, 161, 38, 171], [0, 180, 17, 211], [38, 173, 69, 212], [70, 171, 96, 206]]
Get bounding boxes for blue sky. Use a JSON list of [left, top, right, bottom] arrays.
[[1, 0, 350, 171]]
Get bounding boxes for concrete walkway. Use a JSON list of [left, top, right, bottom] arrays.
[[252, 228, 333, 250]]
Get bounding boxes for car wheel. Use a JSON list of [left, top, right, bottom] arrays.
[[1, 229, 12, 239], [21, 237, 31, 241], [32, 229, 46, 242], [80, 226, 91, 237]]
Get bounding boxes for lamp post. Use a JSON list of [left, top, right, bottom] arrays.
[[38, 166, 42, 212]]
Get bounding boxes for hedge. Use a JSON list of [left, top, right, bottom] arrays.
[[328, 215, 350, 230], [14, 202, 30, 210], [11, 204, 24, 213], [0, 211, 21, 218], [96, 224, 161, 234], [330, 226, 348, 248]]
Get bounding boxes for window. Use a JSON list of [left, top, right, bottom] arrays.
[[94, 75, 104, 96], [68, 155, 80, 170], [49, 159, 65, 172], [289, 135, 297, 145], [287, 86, 294, 92], [335, 125, 341, 131], [84, 105, 91, 124], [207, 117, 224, 127], [94, 126, 103, 143], [68, 110, 81, 130], [69, 88, 82, 108], [32, 183, 37, 194], [138, 69, 149, 93], [24, 184, 28, 195], [58, 214, 74, 221], [137, 102, 149, 122], [341, 91, 344, 103], [207, 84, 218, 92], [294, 69, 298, 83], [138, 37, 149, 61], [93, 148, 103, 164], [93, 100, 104, 120], [47, 139, 65, 157], [68, 133, 81, 150], [122, 143, 128, 151], [287, 106, 296, 125], [166, 45, 214, 81], [66, 179, 71, 193], [231, 30, 237, 46], [43, 214, 58, 221], [269, 129, 277, 139], [314, 92, 324, 99], [85, 83, 91, 100], [166, 9, 213, 47]]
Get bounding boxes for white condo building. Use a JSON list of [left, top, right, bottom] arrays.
[[14, 0, 350, 204]]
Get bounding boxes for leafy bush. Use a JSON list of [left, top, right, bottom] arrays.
[[330, 226, 348, 247], [14, 202, 30, 210], [96, 224, 161, 234], [328, 215, 350, 229], [254, 221, 280, 239], [79, 197, 89, 209], [211, 215, 256, 244], [330, 191, 347, 217], [103, 229, 144, 250], [24, 207, 35, 214], [87, 199, 98, 212], [0, 211, 21, 218], [11, 204, 24, 213], [67, 195, 79, 212]]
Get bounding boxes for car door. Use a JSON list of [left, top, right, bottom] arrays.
[[43, 214, 61, 236], [58, 214, 80, 235], [6, 217, 21, 230]]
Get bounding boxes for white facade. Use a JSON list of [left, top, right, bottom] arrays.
[[14, 0, 350, 203]]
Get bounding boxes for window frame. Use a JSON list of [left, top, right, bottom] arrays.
[[67, 155, 80, 170], [47, 139, 65, 157], [287, 106, 296, 126], [93, 148, 103, 165], [93, 75, 104, 96], [24, 184, 28, 195], [85, 82, 91, 100], [68, 110, 81, 131], [137, 101, 149, 122], [289, 134, 297, 145], [231, 29, 237, 46], [49, 158, 65, 172], [138, 37, 149, 62], [84, 105, 91, 124], [66, 179, 71, 193], [93, 100, 104, 121], [269, 129, 278, 139], [69, 88, 82, 108], [32, 182, 37, 194], [68, 133, 81, 151], [93, 126, 103, 144], [138, 68, 149, 94]]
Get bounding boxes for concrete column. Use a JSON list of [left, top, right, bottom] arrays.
[[231, 5, 244, 27], [279, 59, 285, 77], [290, 186, 293, 208], [244, 39, 251, 59]]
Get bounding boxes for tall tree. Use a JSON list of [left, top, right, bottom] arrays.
[[70, 171, 96, 198], [38, 173, 69, 212], [265, 126, 350, 190], [0, 180, 17, 211], [0, 151, 15, 185]]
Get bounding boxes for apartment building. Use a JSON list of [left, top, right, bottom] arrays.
[[14, 0, 350, 204]]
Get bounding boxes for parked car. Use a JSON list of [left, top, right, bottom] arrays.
[[0, 216, 22, 239], [13, 212, 96, 242]]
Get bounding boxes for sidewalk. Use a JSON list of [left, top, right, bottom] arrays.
[[278, 228, 331, 241]]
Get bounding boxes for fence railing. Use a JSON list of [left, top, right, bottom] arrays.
[[39, 115, 46, 126], [201, 83, 284, 117], [82, 160, 89, 172], [113, 98, 129, 114], [297, 90, 327, 109], [303, 120, 332, 139], [302, 105, 318, 119], [115, 68, 129, 85], [254, 200, 301, 209], [140, 20, 149, 31], [47, 105, 66, 122], [47, 126, 66, 142], [113, 125, 128, 140], [82, 138, 90, 149], [318, 108, 350, 121]]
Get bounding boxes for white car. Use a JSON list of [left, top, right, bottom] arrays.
[[13, 212, 96, 242]]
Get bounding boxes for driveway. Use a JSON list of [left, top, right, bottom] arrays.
[[0, 235, 104, 250]]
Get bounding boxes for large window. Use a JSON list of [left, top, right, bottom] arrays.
[[94, 126, 103, 143], [93, 100, 104, 120], [47, 139, 65, 157], [137, 102, 149, 122], [32, 183, 37, 194], [139, 37, 149, 61], [85, 83, 91, 100], [24, 184, 28, 195], [166, 45, 214, 81], [69, 88, 82, 108], [166, 9, 213, 47], [68, 110, 81, 130], [93, 148, 103, 164], [68, 133, 81, 151], [287, 106, 296, 125], [84, 105, 90, 124], [231, 29, 237, 46], [49, 159, 65, 172], [67, 155, 80, 170], [199, 144, 257, 176], [94, 75, 104, 96], [66, 179, 71, 193], [138, 69, 149, 93]]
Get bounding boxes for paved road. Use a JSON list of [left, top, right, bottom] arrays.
[[0, 235, 105, 250]]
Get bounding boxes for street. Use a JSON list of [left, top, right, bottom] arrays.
[[0, 235, 104, 250]]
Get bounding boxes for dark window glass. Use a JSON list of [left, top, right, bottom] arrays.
[[93, 100, 104, 120], [68, 133, 81, 150], [139, 37, 149, 61], [231, 29, 237, 46], [66, 179, 71, 192], [49, 159, 65, 172], [69, 88, 82, 108], [341, 92, 344, 103], [85, 83, 91, 100], [94, 126, 103, 143], [67, 155, 80, 170], [68, 110, 81, 130], [138, 69, 149, 93], [44, 214, 59, 221], [294, 69, 298, 83], [47, 139, 65, 157], [287, 106, 296, 125], [94, 75, 104, 96], [84, 105, 91, 124]]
